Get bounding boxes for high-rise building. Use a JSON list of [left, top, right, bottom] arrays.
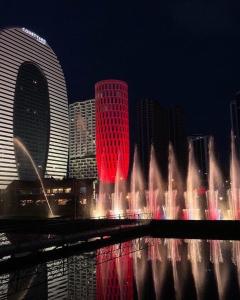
[[69, 100, 97, 179], [95, 80, 129, 183], [135, 99, 187, 181], [0, 27, 69, 189], [188, 135, 209, 180], [230, 92, 240, 155]]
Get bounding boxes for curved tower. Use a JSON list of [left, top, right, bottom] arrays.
[[0, 27, 69, 189], [95, 79, 129, 183]]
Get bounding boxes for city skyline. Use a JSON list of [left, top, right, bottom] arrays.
[[1, 3, 240, 300], [1, 1, 240, 163]]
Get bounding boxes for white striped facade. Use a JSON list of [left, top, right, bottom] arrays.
[[0, 27, 69, 189]]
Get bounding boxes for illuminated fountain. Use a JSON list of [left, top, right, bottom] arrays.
[[112, 156, 127, 217], [184, 141, 202, 220], [13, 137, 54, 217], [94, 155, 108, 218], [183, 141, 206, 299], [90, 133, 240, 299], [145, 237, 166, 300], [146, 147, 166, 298], [206, 137, 223, 220], [161, 144, 185, 299], [132, 238, 147, 300], [147, 145, 164, 219], [163, 144, 183, 220], [202, 137, 228, 299], [129, 147, 145, 218]]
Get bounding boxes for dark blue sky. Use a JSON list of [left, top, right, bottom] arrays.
[[1, 0, 240, 161]]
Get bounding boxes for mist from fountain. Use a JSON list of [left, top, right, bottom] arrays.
[[13, 137, 53, 217]]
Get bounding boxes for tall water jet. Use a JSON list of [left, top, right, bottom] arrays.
[[210, 240, 229, 300], [146, 238, 166, 300], [13, 137, 53, 217], [185, 142, 206, 299], [184, 141, 202, 220], [147, 145, 164, 219], [115, 242, 133, 300], [132, 238, 147, 299], [187, 239, 206, 300], [206, 137, 223, 220], [164, 143, 183, 219], [206, 138, 228, 298], [165, 238, 184, 300], [229, 132, 240, 219], [94, 156, 110, 218], [129, 146, 145, 217], [112, 155, 127, 217]]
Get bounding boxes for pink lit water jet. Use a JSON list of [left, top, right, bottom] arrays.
[[129, 147, 145, 217], [146, 237, 166, 300], [13, 137, 54, 217], [184, 141, 202, 220], [206, 137, 223, 220], [147, 145, 164, 219], [210, 240, 229, 300], [187, 239, 206, 300], [132, 238, 147, 299], [164, 144, 183, 220], [112, 156, 127, 216]]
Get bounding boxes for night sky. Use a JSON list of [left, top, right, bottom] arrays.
[[1, 0, 240, 164]]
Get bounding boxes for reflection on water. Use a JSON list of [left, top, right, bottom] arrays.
[[1, 238, 240, 299]]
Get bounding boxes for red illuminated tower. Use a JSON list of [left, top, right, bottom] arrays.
[[95, 80, 129, 183]]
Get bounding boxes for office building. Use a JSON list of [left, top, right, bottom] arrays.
[[95, 80, 129, 183], [0, 27, 69, 189], [69, 100, 97, 179]]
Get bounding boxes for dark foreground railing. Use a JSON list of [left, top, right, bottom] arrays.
[[1, 218, 240, 274]]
